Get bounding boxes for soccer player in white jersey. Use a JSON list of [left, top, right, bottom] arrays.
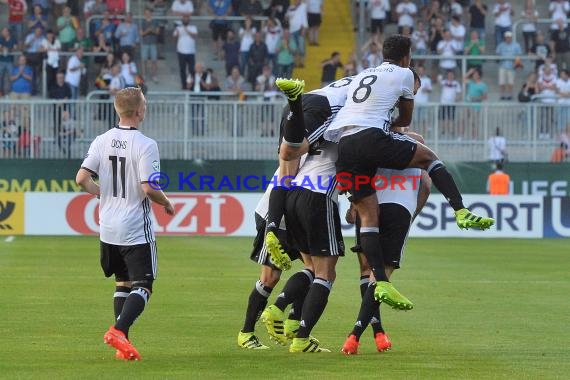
[[75, 87, 174, 361], [262, 138, 343, 353], [237, 165, 305, 350], [324, 34, 494, 311], [264, 76, 350, 271]]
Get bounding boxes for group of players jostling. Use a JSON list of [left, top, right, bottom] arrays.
[[76, 34, 495, 360]]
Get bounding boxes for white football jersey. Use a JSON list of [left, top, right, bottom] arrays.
[[304, 77, 351, 144], [376, 168, 421, 216], [324, 63, 415, 142], [81, 126, 160, 245], [291, 141, 339, 202]]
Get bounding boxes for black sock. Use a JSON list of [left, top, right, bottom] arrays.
[[113, 286, 131, 321], [289, 296, 304, 321], [359, 275, 368, 298], [427, 160, 464, 211], [275, 269, 314, 312], [282, 98, 305, 144], [296, 278, 332, 339], [360, 229, 388, 282], [370, 305, 384, 335], [242, 280, 272, 333], [350, 283, 379, 339], [115, 287, 150, 337], [266, 187, 288, 232]]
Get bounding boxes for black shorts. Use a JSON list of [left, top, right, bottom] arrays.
[[285, 188, 345, 257], [352, 203, 412, 269], [308, 13, 322, 27], [100, 241, 157, 282], [370, 18, 385, 34], [336, 128, 417, 202], [211, 22, 228, 41], [439, 105, 456, 120], [250, 213, 301, 268], [278, 93, 332, 146]]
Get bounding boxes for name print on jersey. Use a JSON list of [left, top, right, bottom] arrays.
[[111, 139, 128, 149]]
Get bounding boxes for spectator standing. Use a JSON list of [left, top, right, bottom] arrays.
[[255, 64, 276, 137], [550, 20, 570, 71], [555, 69, 570, 134], [173, 15, 198, 90], [520, 0, 539, 54], [150, 0, 169, 59], [263, 17, 282, 75], [238, 17, 256, 79], [208, 0, 232, 60], [496, 31, 522, 100], [56, 6, 78, 51], [413, 64, 432, 134], [120, 51, 137, 87], [429, 16, 444, 53], [65, 47, 85, 101], [107, 63, 125, 127], [171, 0, 194, 18], [186, 62, 210, 136], [549, 0, 570, 32], [487, 127, 507, 165], [95, 11, 116, 49], [468, 0, 487, 42], [486, 163, 511, 195], [425, 1, 444, 28], [437, 29, 459, 73], [361, 39, 382, 68], [2, 0, 27, 44], [222, 29, 240, 76], [240, 0, 263, 29], [92, 32, 113, 67], [368, 0, 390, 38], [518, 72, 538, 103], [247, 31, 268, 87], [23, 27, 45, 95], [537, 65, 558, 138], [464, 30, 485, 75], [529, 32, 551, 71], [395, 0, 417, 34], [287, 0, 308, 68], [0, 27, 18, 97], [48, 71, 71, 138], [449, 15, 466, 56], [40, 30, 61, 90], [492, 0, 513, 48], [27, 4, 48, 35], [320, 51, 342, 87], [269, 0, 289, 25], [57, 110, 75, 159], [412, 20, 429, 56], [9, 55, 33, 99], [306, 0, 322, 46], [463, 68, 488, 139], [141, 8, 159, 83], [275, 27, 296, 78], [114, 12, 140, 59], [439, 70, 462, 138]]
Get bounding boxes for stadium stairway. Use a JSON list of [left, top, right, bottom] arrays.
[[292, 0, 355, 91]]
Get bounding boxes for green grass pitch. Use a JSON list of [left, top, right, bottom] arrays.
[[1, 236, 569, 380]]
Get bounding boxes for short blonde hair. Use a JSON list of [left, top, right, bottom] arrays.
[[114, 87, 143, 118]]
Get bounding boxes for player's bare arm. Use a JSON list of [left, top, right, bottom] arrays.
[[141, 183, 175, 215], [76, 168, 101, 196]]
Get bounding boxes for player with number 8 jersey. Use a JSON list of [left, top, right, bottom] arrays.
[[76, 87, 175, 361]]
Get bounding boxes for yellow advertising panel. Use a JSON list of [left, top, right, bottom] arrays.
[[0, 193, 24, 235]]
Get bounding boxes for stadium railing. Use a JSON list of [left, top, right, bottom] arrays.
[[0, 95, 564, 161]]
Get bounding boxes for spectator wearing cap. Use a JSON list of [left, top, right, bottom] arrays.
[[321, 51, 343, 87], [496, 31, 521, 100], [492, 0, 513, 48]]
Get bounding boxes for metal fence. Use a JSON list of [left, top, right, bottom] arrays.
[[0, 95, 565, 162]]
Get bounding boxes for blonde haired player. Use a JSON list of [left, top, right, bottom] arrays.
[[76, 87, 174, 360]]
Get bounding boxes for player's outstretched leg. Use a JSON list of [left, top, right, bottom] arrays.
[[265, 231, 292, 271], [455, 208, 495, 230], [374, 281, 414, 310], [260, 305, 289, 345], [237, 331, 270, 350], [275, 78, 305, 101]]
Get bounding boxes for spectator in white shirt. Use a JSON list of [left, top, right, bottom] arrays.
[[439, 70, 462, 138], [65, 47, 84, 100], [413, 65, 432, 133], [171, 0, 194, 19], [449, 15, 466, 53], [238, 16, 256, 79], [493, 0, 513, 48], [287, 0, 308, 67], [396, 0, 417, 34], [368, 0, 390, 38], [555, 69, 570, 133], [263, 17, 282, 75], [173, 15, 198, 90], [437, 29, 458, 71], [412, 20, 429, 56], [549, 0, 570, 31]]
